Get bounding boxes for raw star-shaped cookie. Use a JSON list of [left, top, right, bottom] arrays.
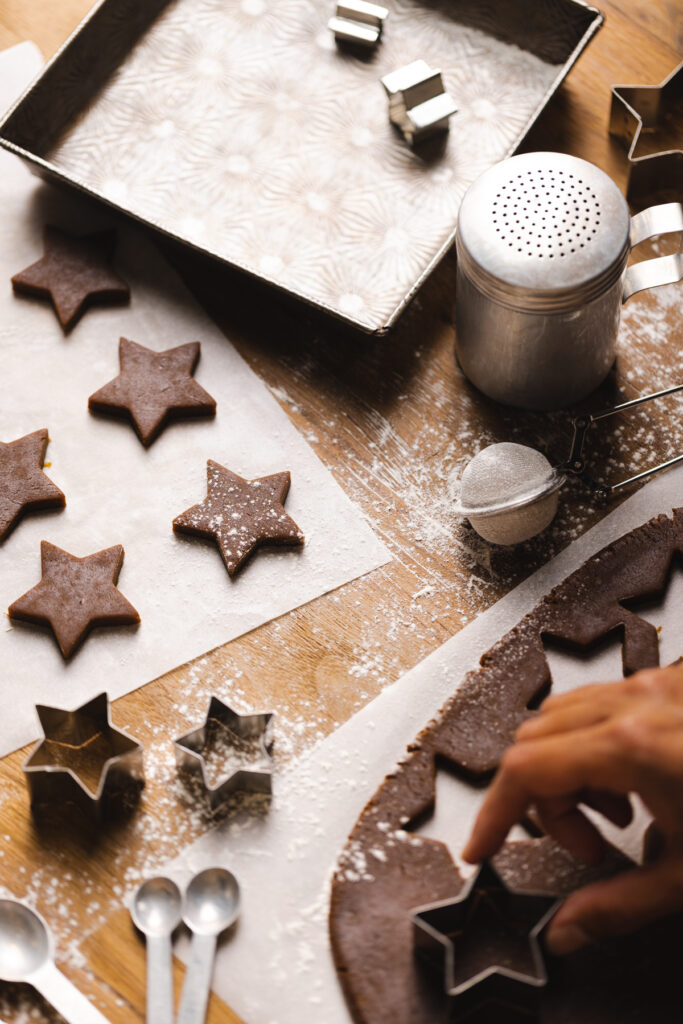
[[11, 226, 130, 332], [0, 429, 65, 541], [88, 338, 217, 446], [173, 461, 304, 576], [8, 541, 140, 658]]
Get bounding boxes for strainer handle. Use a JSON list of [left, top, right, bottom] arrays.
[[622, 201, 683, 303]]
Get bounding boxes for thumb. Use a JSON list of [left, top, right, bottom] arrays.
[[546, 858, 683, 955]]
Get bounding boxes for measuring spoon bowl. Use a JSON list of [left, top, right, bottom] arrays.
[[0, 899, 111, 1024], [182, 867, 240, 936], [131, 876, 182, 938]]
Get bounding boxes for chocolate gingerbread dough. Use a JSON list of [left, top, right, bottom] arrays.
[[88, 338, 216, 446], [173, 461, 304, 576], [12, 226, 130, 332], [330, 509, 683, 1023], [0, 428, 64, 541], [8, 541, 140, 658]]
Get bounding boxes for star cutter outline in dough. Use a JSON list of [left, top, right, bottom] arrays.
[[411, 861, 560, 1017], [23, 692, 144, 820], [609, 61, 683, 208], [174, 697, 275, 813]]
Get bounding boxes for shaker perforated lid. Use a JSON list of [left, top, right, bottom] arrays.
[[456, 152, 630, 311]]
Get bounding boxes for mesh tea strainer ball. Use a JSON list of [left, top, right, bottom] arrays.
[[455, 443, 564, 545], [454, 384, 683, 546]]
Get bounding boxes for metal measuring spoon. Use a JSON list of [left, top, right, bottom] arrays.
[[177, 867, 241, 1024], [0, 898, 111, 1024], [131, 876, 182, 1024]]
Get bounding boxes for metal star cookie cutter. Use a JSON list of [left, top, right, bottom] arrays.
[[23, 692, 144, 820], [174, 697, 275, 813], [610, 61, 683, 208], [412, 861, 560, 1017], [329, 0, 388, 48], [381, 60, 457, 146]]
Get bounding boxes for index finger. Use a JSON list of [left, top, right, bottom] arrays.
[[462, 725, 639, 863]]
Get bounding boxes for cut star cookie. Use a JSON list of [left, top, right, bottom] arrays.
[[11, 226, 130, 332], [0, 429, 65, 541], [8, 541, 140, 658], [173, 460, 304, 576], [88, 337, 217, 446]]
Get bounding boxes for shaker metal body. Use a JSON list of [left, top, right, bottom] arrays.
[[454, 152, 683, 410]]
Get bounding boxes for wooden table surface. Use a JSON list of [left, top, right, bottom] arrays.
[[0, 1, 681, 1021]]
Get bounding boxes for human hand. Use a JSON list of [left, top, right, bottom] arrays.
[[462, 663, 683, 955]]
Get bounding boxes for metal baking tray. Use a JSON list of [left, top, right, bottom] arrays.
[[0, 0, 603, 334]]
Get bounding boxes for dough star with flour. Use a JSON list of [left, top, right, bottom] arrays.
[[173, 460, 304, 576]]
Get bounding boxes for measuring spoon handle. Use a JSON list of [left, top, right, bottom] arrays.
[[32, 961, 113, 1024], [146, 933, 175, 1024], [176, 931, 217, 1024]]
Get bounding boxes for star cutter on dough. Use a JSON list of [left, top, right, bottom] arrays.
[[610, 61, 683, 208], [412, 861, 560, 1017], [174, 697, 275, 813], [23, 692, 144, 820]]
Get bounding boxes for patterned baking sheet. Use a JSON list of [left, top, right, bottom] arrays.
[[0, 0, 602, 332]]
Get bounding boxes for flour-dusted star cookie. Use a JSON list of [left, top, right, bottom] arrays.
[[8, 541, 140, 658], [88, 337, 217, 446], [0, 429, 65, 541], [11, 226, 130, 332], [173, 460, 304, 576]]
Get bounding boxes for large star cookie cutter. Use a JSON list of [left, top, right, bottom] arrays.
[[174, 697, 275, 813], [610, 61, 683, 208], [412, 861, 560, 1017], [23, 692, 144, 819]]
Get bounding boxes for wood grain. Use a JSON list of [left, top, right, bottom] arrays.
[[0, 1, 680, 1021]]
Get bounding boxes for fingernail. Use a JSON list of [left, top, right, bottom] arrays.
[[546, 923, 590, 956], [461, 843, 475, 863]]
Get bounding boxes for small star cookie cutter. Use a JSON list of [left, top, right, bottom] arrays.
[[412, 861, 560, 1017], [609, 61, 683, 208], [329, 0, 388, 48], [23, 692, 144, 820], [381, 60, 457, 146], [174, 697, 275, 813]]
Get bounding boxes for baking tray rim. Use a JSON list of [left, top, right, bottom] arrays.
[[0, 0, 605, 336]]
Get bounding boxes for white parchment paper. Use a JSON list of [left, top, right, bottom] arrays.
[[163, 466, 682, 1023], [0, 43, 390, 757]]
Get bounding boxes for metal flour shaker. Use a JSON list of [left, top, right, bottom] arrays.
[[454, 151, 683, 410]]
